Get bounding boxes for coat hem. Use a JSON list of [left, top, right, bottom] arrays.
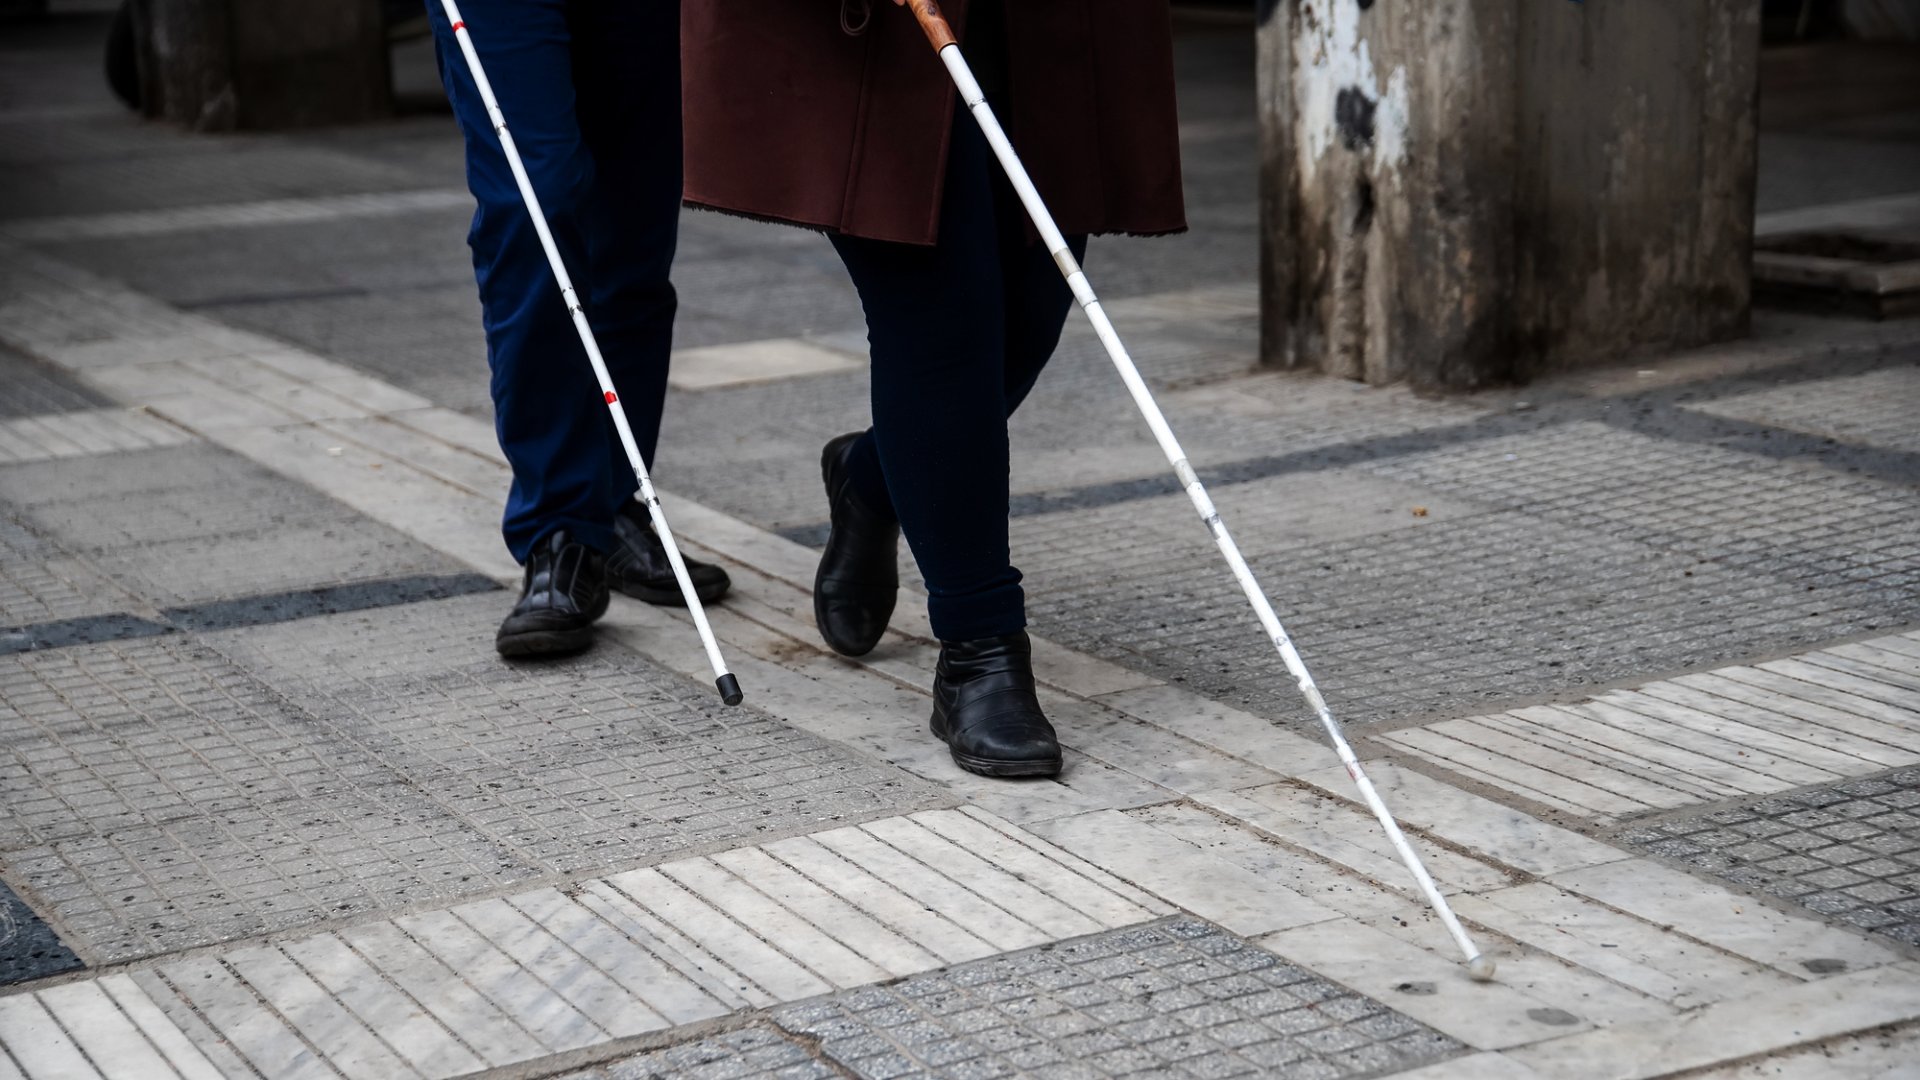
[[686, 198, 1187, 244]]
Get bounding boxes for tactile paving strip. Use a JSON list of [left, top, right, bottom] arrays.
[[770, 917, 1462, 1080], [0, 504, 139, 629], [1, 596, 945, 962], [574, 919, 1462, 1080], [1022, 421, 1920, 727], [1621, 767, 1920, 948]]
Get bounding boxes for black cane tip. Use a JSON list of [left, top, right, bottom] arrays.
[[717, 673, 743, 706]]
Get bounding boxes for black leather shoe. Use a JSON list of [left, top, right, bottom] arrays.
[[496, 530, 610, 658], [814, 432, 900, 656], [608, 500, 732, 606], [929, 631, 1063, 778]]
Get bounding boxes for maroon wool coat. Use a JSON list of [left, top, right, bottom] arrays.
[[681, 0, 1187, 246]]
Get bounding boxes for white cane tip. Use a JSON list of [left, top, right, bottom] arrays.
[[1467, 954, 1497, 982]]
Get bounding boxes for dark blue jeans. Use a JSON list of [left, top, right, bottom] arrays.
[[831, 105, 1087, 643], [428, 0, 679, 562]]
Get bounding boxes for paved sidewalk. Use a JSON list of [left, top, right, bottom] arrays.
[[4, 8, 1920, 1080]]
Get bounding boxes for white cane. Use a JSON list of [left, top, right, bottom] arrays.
[[900, 0, 1493, 981], [439, 0, 742, 707]]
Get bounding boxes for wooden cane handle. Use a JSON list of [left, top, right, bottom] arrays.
[[896, 0, 957, 50]]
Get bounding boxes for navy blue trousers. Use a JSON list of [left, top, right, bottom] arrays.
[[429, 0, 679, 562], [831, 106, 1087, 642]]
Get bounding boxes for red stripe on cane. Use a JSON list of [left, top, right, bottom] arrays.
[[604, 391, 617, 404], [451, 20, 464, 30]]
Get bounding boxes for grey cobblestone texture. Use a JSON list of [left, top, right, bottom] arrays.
[[1686, 365, 1920, 455], [0, 878, 83, 987], [0, 633, 523, 960], [1, 595, 942, 961], [206, 593, 946, 870], [1020, 498, 1896, 727], [0, 444, 470, 606], [0, 343, 107, 418], [0, 501, 142, 629], [1621, 768, 1920, 950], [569, 919, 1459, 1080], [1010, 417, 1920, 727], [769, 917, 1461, 1080], [1368, 421, 1920, 609]]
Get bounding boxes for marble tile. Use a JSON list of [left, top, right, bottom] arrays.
[[1029, 809, 1337, 937], [1292, 761, 1629, 876], [33, 981, 182, 1080], [1549, 860, 1900, 977], [1092, 683, 1339, 777], [396, 908, 605, 1054], [708, 846, 946, 976], [161, 954, 339, 1080], [336, 921, 545, 1067], [94, 975, 227, 1080], [0, 994, 104, 1080], [451, 896, 663, 1040], [1634, 679, 1912, 769], [1452, 884, 1797, 1010], [220, 944, 420, 1080], [1256, 918, 1592, 1051], [503, 888, 730, 1027], [597, 868, 830, 1003], [909, 809, 1160, 928], [1196, 784, 1514, 896], [757, 834, 999, 966], [276, 935, 485, 1079], [657, 858, 889, 989], [1502, 963, 1920, 1080]]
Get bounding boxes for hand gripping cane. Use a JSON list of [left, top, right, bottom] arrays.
[[899, 0, 1493, 981], [439, 1, 742, 707]]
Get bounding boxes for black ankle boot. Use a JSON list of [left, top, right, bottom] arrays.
[[814, 431, 900, 657], [608, 499, 732, 606], [496, 530, 610, 658], [929, 631, 1063, 778]]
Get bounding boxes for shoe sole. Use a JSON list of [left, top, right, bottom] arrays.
[[496, 626, 596, 658], [614, 579, 731, 607], [929, 715, 1063, 778]]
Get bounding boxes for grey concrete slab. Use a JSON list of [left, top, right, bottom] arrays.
[[1620, 766, 1920, 950], [0, 444, 473, 606]]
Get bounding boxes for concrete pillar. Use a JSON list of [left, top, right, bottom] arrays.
[[137, 0, 389, 131], [1258, 0, 1762, 389]]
